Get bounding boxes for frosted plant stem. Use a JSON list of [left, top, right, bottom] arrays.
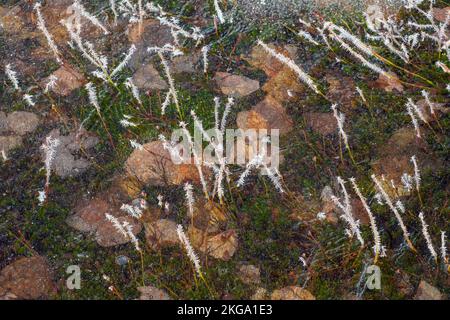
[[350, 178, 382, 263], [177, 224, 202, 277], [418, 212, 438, 263], [34, 3, 62, 64], [371, 174, 416, 252], [410, 155, 423, 206], [158, 52, 182, 119], [257, 40, 321, 95], [441, 231, 448, 265]]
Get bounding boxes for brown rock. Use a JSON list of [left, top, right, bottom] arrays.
[[322, 201, 338, 224], [127, 19, 175, 69], [372, 72, 403, 93], [244, 43, 305, 102], [118, 175, 144, 199], [132, 64, 167, 90], [237, 44, 302, 137], [326, 74, 357, 108], [270, 286, 315, 300], [187, 225, 206, 249], [433, 7, 450, 23], [264, 69, 306, 103], [351, 199, 370, 226], [44, 1, 104, 45], [214, 72, 260, 98], [236, 110, 268, 132], [237, 96, 293, 135], [372, 127, 441, 197], [190, 199, 228, 233], [0, 256, 55, 300], [37, 1, 74, 25], [67, 188, 143, 248], [5, 59, 39, 78], [206, 230, 238, 261], [227, 134, 262, 165], [414, 280, 443, 300], [239, 264, 261, 285], [128, 19, 173, 45], [244, 43, 297, 78], [125, 140, 203, 186], [188, 226, 238, 261], [373, 155, 414, 197], [303, 112, 337, 136], [253, 97, 293, 133], [67, 198, 111, 233], [145, 219, 179, 250], [0, 6, 28, 36], [1, 1, 101, 43], [137, 286, 171, 300], [43, 65, 86, 96], [6, 111, 40, 135]]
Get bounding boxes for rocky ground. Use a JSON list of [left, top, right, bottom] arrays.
[[0, 0, 448, 300]]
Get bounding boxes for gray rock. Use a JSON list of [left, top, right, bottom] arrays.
[[132, 64, 168, 91], [0, 135, 23, 156], [44, 128, 99, 177], [169, 53, 201, 74], [0, 111, 40, 157], [115, 255, 130, 266], [128, 19, 174, 69], [53, 149, 91, 178], [6, 112, 40, 135]]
